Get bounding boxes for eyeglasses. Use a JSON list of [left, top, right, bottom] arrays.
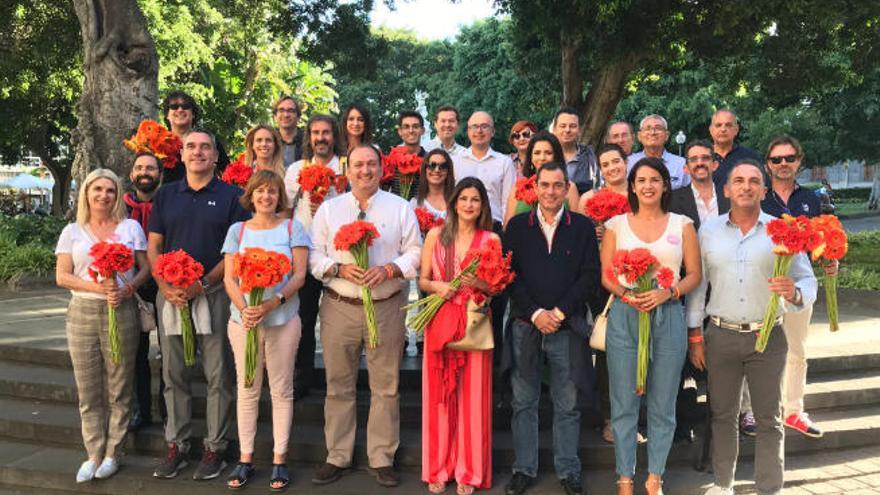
[[687, 154, 714, 164], [400, 124, 422, 131], [168, 103, 193, 111], [768, 154, 798, 164], [275, 108, 298, 114], [426, 162, 449, 171], [639, 126, 667, 134], [510, 131, 532, 141], [468, 124, 492, 132]]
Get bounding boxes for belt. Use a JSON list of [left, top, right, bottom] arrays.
[[324, 287, 400, 306], [709, 315, 782, 333]]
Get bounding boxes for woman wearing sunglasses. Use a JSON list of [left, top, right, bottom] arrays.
[[411, 149, 456, 220], [509, 121, 538, 178]]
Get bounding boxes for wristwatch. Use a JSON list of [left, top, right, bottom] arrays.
[[791, 288, 803, 306], [200, 276, 211, 292], [275, 292, 287, 305], [328, 263, 341, 278]]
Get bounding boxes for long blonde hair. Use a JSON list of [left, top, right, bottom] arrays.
[[244, 124, 285, 177], [76, 168, 127, 225]]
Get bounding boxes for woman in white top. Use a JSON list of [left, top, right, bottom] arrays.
[[409, 148, 456, 220], [600, 157, 701, 495], [55, 169, 151, 482]]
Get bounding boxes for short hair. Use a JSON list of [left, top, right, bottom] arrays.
[[434, 105, 460, 121], [596, 143, 627, 162], [133, 151, 162, 172], [606, 120, 633, 134], [302, 114, 341, 159], [554, 106, 580, 123], [766, 135, 804, 160], [239, 170, 289, 213], [712, 108, 739, 125], [684, 139, 715, 158], [340, 103, 374, 149], [76, 168, 127, 225], [416, 149, 456, 204], [244, 124, 285, 178], [183, 127, 217, 150], [535, 161, 569, 183], [398, 110, 424, 127], [509, 120, 538, 144], [727, 158, 764, 184], [639, 114, 668, 131], [161, 90, 201, 127], [346, 143, 382, 165], [522, 130, 564, 178], [272, 95, 300, 115], [439, 177, 493, 246], [627, 157, 672, 213]]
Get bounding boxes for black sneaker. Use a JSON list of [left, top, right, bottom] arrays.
[[192, 448, 227, 480], [560, 477, 584, 495], [311, 462, 345, 485], [368, 466, 400, 487], [153, 443, 188, 479], [505, 472, 534, 495]]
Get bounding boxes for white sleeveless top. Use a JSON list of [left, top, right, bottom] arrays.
[[605, 212, 692, 286]]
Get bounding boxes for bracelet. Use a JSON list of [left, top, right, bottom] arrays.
[[384, 264, 395, 280], [669, 285, 681, 300], [688, 335, 703, 344]]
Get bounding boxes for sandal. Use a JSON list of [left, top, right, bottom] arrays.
[[428, 481, 446, 494], [456, 483, 475, 495], [270, 463, 290, 491], [616, 478, 634, 495], [227, 462, 255, 490], [645, 477, 664, 495]]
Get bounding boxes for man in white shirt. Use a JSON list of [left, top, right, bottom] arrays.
[[425, 105, 465, 155], [628, 114, 691, 190], [453, 111, 516, 224], [282, 114, 343, 400], [308, 144, 422, 488]]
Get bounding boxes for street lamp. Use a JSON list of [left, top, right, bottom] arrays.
[[675, 130, 686, 156]]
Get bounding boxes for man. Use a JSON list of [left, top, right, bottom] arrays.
[[760, 135, 825, 439], [308, 144, 422, 487], [605, 121, 635, 156], [391, 111, 427, 199], [283, 114, 344, 399], [687, 159, 817, 495], [454, 110, 516, 362], [709, 109, 761, 189], [504, 161, 599, 495], [273, 95, 303, 167], [426, 105, 465, 155], [125, 152, 165, 431], [670, 139, 731, 231], [160, 91, 230, 183], [628, 114, 691, 190], [552, 107, 600, 194], [148, 129, 250, 480]]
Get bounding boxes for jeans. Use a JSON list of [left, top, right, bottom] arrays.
[[510, 319, 581, 480], [606, 299, 686, 477]]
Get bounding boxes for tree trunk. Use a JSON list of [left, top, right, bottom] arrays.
[[580, 53, 641, 147], [71, 0, 158, 189], [41, 155, 72, 217], [559, 30, 585, 116]]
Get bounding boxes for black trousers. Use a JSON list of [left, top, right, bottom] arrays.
[[491, 220, 508, 367], [295, 273, 322, 388], [134, 331, 166, 422]]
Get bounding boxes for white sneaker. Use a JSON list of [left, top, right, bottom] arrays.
[[704, 486, 734, 495], [94, 457, 119, 479], [76, 460, 98, 483]]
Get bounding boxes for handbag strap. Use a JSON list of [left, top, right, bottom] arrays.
[[600, 294, 615, 317]]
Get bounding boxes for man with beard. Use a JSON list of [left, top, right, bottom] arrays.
[[273, 95, 303, 167], [124, 152, 165, 430], [283, 115, 344, 399]]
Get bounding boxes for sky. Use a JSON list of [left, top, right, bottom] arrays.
[[371, 0, 496, 40]]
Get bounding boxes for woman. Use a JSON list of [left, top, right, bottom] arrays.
[[340, 103, 376, 154], [508, 120, 538, 177], [244, 124, 286, 178], [503, 131, 581, 226], [581, 143, 629, 210], [55, 169, 151, 482], [600, 158, 701, 495], [420, 177, 498, 495], [222, 171, 310, 490], [410, 148, 456, 219]]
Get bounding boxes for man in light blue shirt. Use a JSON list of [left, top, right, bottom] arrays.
[[686, 159, 817, 495], [628, 114, 691, 190]]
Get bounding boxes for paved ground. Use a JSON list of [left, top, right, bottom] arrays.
[[841, 214, 880, 233]]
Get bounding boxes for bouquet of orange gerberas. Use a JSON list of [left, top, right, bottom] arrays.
[[334, 221, 382, 348], [88, 242, 135, 365], [810, 215, 848, 332], [123, 120, 182, 169], [153, 250, 204, 367], [233, 247, 292, 387], [298, 163, 337, 207], [605, 248, 675, 395], [221, 153, 252, 188], [383, 147, 422, 199]]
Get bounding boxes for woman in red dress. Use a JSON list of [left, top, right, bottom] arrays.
[[419, 177, 498, 495]]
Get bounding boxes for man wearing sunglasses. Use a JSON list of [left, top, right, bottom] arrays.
[[709, 109, 761, 189], [760, 135, 826, 440], [160, 91, 231, 183]]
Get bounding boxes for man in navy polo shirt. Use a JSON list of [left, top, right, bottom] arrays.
[[709, 109, 762, 189], [147, 129, 250, 481]]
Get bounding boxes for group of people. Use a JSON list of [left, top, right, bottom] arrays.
[[54, 90, 834, 495]]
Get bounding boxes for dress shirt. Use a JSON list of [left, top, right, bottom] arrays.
[[628, 149, 692, 189], [691, 183, 718, 225], [425, 138, 465, 156], [535, 205, 564, 253], [309, 189, 422, 300], [686, 212, 817, 328], [453, 147, 516, 223], [283, 155, 342, 232]]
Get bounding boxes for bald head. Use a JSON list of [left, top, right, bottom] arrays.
[[467, 111, 495, 149]]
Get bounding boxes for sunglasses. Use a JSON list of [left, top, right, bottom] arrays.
[[426, 162, 449, 171], [768, 154, 798, 164], [168, 103, 193, 111], [511, 131, 533, 140]]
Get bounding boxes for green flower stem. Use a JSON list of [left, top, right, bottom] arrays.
[[756, 254, 794, 353], [404, 259, 478, 331], [107, 302, 121, 365], [244, 288, 264, 388], [826, 274, 839, 332], [635, 276, 653, 396], [180, 303, 196, 367]]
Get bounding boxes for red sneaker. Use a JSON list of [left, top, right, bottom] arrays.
[[784, 412, 823, 438]]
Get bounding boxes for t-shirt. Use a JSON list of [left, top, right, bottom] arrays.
[[221, 219, 311, 327], [55, 219, 147, 300]]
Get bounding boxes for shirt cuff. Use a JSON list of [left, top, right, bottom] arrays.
[[530, 309, 544, 325], [686, 311, 706, 329]]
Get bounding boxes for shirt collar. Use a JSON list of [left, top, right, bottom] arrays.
[[178, 175, 218, 193], [464, 147, 499, 162], [345, 188, 382, 212], [537, 205, 564, 227]]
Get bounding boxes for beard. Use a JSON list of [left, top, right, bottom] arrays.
[[133, 175, 160, 193]]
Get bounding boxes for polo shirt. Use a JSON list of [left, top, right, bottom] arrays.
[[148, 176, 251, 271], [761, 183, 821, 219], [713, 144, 762, 189]]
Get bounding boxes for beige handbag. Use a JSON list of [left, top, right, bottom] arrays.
[[589, 295, 615, 351], [446, 299, 494, 351], [135, 294, 157, 333]]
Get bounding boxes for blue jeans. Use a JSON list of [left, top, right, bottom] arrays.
[[510, 319, 581, 480], [606, 299, 686, 477]]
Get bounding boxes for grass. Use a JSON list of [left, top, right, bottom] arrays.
[[835, 201, 869, 217]]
